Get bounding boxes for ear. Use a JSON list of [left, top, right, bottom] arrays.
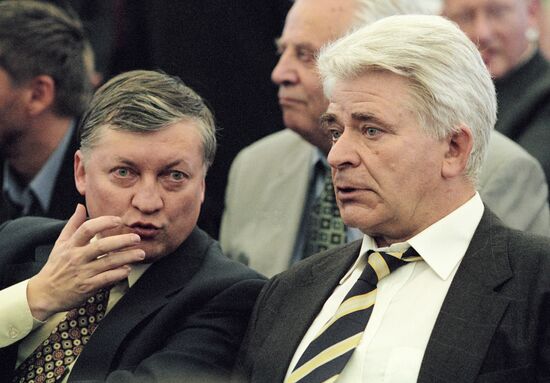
[[200, 175, 205, 203], [26, 75, 55, 116], [441, 124, 474, 179], [74, 150, 87, 196]]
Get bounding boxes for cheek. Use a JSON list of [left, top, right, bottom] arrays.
[[85, 180, 125, 217]]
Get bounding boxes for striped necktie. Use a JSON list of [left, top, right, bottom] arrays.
[[286, 247, 422, 383], [13, 288, 110, 383]]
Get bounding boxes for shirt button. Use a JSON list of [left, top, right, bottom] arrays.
[[8, 326, 19, 338]]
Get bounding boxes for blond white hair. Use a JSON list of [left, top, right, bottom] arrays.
[[318, 14, 496, 182]]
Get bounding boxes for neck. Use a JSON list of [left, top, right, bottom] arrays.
[[8, 114, 72, 185], [373, 182, 476, 248]]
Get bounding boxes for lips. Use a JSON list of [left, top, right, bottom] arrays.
[[278, 95, 305, 106], [128, 223, 161, 239], [334, 181, 373, 201]]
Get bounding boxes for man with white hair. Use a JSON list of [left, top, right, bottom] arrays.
[[234, 14, 550, 383], [220, 0, 550, 278]]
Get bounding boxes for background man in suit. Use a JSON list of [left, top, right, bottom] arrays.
[[220, 0, 550, 278], [234, 15, 550, 383], [0, 1, 91, 222], [0, 70, 265, 382], [442, 0, 550, 199]]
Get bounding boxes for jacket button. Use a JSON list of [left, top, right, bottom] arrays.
[[8, 326, 19, 338]]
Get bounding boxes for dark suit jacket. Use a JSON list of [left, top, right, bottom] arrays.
[[0, 217, 266, 382], [0, 126, 84, 222], [234, 209, 550, 383]]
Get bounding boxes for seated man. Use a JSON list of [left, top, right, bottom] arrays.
[[234, 15, 550, 382], [0, 70, 265, 382], [220, 0, 550, 279]]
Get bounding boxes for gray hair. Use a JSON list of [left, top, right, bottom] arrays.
[[318, 14, 496, 182], [79, 70, 217, 170], [0, 0, 92, 117]]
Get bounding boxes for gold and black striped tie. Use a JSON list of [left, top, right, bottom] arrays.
[[286, 247, 422, 383]]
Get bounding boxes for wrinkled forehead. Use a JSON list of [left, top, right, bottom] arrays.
[[282, 0, 357, 45]]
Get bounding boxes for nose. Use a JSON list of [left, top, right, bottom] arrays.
[[271, 49, 298, 86], [327, 130, 360, 171], [471, 12, 493, 48], [131, 176, 164, 214]]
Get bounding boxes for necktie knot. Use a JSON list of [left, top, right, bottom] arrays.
[[360, 247, 421, 290]]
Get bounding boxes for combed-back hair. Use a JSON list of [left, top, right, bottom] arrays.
[[318, 14, 496, 183], [79, 70, 217, 170]]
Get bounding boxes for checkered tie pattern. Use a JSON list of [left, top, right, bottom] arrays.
[[286, 248, 422, 383], [13, 288, 110, 383], [302, 167, 346, 258]]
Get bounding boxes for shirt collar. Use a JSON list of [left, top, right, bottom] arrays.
[[3, 121, 75, 212], [341, 192, 484, 284], [128, 263, 151, 287]]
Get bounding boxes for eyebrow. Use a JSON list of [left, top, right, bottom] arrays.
[[274, 37, 318, 53], [350, 112, 392, 130], [114, 157, 186, 170], [319, 113, 338, 129]]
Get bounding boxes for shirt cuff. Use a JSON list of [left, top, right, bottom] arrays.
[[0, 279, 43, 347]]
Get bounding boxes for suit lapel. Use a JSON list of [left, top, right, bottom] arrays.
[[254, 240, 362, 382], [418, 209, 513, 383], [68, 228, 207, 381]]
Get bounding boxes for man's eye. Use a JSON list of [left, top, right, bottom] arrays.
[[169, 171, 186, 181], [453, 11, 474, 25], [115, 168, 131, 177], [365, 127, 381, 137], [297, 48, 315, 63], [330, 129, 343, 142]]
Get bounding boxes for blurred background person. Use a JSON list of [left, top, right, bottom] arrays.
[[0, 0, 91, 222], [442, 0, 550, 200]]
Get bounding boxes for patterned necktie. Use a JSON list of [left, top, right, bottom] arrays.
[[302, 166, 346, 258], [13, 288, 110, 383], [286, 247, 422, 383]]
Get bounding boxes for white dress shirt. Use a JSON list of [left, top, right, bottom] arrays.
[[285, 193, 484, 383]]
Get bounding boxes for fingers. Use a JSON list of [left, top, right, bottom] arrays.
[[57, 204, 124, 247], [93, 248, 146, 273], [71, 215, 124, 247], [86, 266, 136, 290], [83, 233, 142, 262], [57, 204, 88, 243]]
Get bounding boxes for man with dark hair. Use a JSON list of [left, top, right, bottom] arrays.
[[0, 0, 91, 222], [0, 69, 265, 382]]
